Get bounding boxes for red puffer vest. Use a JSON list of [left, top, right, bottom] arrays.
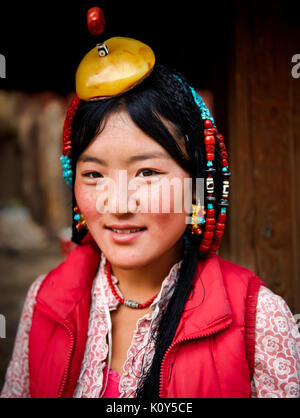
[[29, 233, 264, 398]]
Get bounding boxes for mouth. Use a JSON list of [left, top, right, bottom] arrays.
[[107, 227, 147, 234], [105, 224, 147, 234], [104, 225, 147, 240]]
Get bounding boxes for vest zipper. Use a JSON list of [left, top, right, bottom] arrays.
[[57, 321, 75, 398], [159, 316, 232, 398]]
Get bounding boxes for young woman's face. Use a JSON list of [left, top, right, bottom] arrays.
[[75, 109, 191, 269]]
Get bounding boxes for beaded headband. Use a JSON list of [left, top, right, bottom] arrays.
[[60, 6, 231, 257]]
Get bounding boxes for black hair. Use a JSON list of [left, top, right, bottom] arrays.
[[70, 65, 224, 397]]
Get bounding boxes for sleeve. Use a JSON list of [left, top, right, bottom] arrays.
[[251, 286, 300, 398], [0, 275, 46, 398]]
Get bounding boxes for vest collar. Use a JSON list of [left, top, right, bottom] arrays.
[[36, 234, 232, 336], [36, 233, 101, 321], [173, 254, 233, 342]]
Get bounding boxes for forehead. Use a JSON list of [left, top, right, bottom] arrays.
[[83, 110, 169, 156], [83, 109, 188, 162]]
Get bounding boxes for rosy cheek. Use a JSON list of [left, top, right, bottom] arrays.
[[74, 183, 98, 220]]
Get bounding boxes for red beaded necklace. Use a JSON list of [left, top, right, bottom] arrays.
[[106, 261, 158, 309]]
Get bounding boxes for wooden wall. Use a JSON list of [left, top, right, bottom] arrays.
[[220, 0, 300, 313]]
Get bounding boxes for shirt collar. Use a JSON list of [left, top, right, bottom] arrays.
[[93, 252, 183, 312]]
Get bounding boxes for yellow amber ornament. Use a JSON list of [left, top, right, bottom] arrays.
[[75, 37, 155, 101]]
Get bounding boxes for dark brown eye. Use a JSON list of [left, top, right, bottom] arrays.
[[83, 172, 102, 178], [138, 169, 159, 177]]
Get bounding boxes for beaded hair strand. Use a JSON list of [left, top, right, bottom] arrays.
[[151, 67, 231, 257]]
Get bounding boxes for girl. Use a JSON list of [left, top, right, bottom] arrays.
[[1, 9, 300, 398]]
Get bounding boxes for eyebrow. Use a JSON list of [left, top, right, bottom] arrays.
[[78, 151, 171, 165]]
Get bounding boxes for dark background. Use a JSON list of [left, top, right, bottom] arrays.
[[0, 1, 235, 94]]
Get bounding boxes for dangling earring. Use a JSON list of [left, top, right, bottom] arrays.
[[73, 206, 88, 231], [189, 199, 206, 235]]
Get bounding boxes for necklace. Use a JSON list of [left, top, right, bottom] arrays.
[[106, 260, 158, 309]]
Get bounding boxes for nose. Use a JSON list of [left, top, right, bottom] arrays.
[[95, 170, 140, 215]]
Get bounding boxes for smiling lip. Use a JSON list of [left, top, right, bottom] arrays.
[[105, 224, 146, 230], [105, 224, 147, 243]]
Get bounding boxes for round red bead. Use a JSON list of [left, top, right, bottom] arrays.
[[215, 230, 224, 238], [206, 224, 215, 232], [199, 244, 210, 252], [206, 209, 215, 217], [205, 145, 215, 152], [207, 153, 215, 161], [204, 135, 215, 145], [218, 213, 226, 223], [201, 239, 211, 246], [206, 217, 215, 225], [221, 151, 229, 159], [87, 7, 105, 36], [222, 158, 228, 166], [195, 228, 202, 235], [204, 231, 214, 240], [216, 223, 225, 230], [204, 128, 215, 136], [204, 119, 213, 128]]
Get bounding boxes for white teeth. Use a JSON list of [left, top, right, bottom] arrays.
[[111, 228, 143, 234]]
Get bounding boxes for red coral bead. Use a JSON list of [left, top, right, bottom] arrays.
[[199, 244, 210, 252], [204, 119, 213, 128], [206, 224, 215, 232], [206, 217, 215, 225], [207, 153, 215, 161], [205, 145, 215, 152], [87, 7, 105, 36], [204, 231, 214, 240], [201, 239, 212, 246], [215, 230, 224, 238], [216, 223, 225, 230], [204, 135, 215, 145], [218, 213, 226, 223], [206, 209, 215, 217], [222, 158, 228, 166], [221, 151, 229, 159], [204, 128, 215, 136]]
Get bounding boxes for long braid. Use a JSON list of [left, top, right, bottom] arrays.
[[135, 244, 199, 398]]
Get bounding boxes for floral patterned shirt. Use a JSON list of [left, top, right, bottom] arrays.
[[1, 253, 300, 398]]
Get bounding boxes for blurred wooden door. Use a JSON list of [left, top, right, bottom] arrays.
[[219, 0, 300, 313]]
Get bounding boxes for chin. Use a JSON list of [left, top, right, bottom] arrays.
[[102, 246, 160, 270]]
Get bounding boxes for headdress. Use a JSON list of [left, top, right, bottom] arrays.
[[60, 6, 231, 257]]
